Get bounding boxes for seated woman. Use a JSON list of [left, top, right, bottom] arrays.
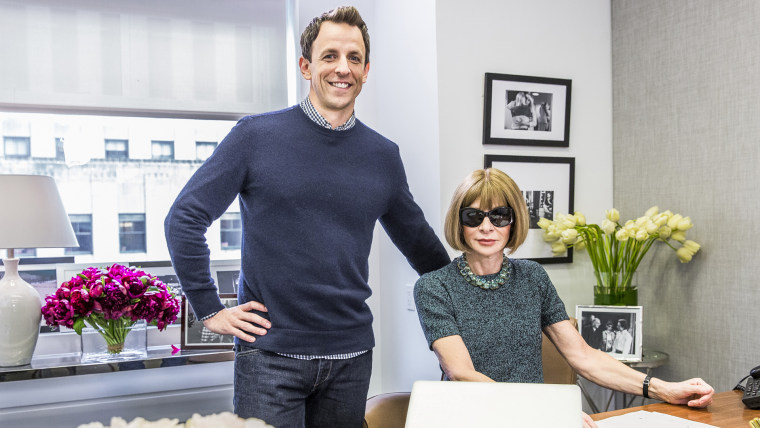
[[414, 168, 714, 428]]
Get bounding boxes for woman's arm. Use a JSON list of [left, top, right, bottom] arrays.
[[431, 335, 494, 382], [544, 320, 713, 407]]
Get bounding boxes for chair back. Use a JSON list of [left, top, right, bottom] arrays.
[[363, 392, 411, 428], [542, 317, 578, 384]]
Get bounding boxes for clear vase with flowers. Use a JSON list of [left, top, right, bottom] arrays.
[[41, 264, 181, 362], [538, 206, 701, 305]]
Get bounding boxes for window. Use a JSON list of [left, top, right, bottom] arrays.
[[152, 140, 174, 160], [119, 213, 146, 253], [55, 137, 65, 161], [220, 212, 242, 250], [66, 214, 93, 255], [105, 139, 129, 160], [15, 248, 37, 258], [196, 141, 217, 161], [3, 136, 31, 158]]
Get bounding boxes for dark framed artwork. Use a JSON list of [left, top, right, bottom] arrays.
[[484, 155, 575, 264], [483, 73, 572, 147], [210, 259, 241, 294], [181, 294, 237, 350], [576, 305, 643, 362], [1, 260, 63, 333]]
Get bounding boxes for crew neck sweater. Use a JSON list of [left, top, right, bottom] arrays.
[[414, 257, 569, 382], [165, 106, 450, 355]]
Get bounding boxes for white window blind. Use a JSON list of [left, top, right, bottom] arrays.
[[0, 0, 289, 117]]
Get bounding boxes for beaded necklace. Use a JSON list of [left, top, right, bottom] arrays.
[[457, 253, 510, 290]]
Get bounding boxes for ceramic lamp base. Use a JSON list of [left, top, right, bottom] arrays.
[[0, 258, 42, 366]]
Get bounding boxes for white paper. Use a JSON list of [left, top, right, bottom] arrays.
[[595, 410, 719, 428]]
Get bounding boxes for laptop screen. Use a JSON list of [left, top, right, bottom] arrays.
[[405, 380, 582, 427]]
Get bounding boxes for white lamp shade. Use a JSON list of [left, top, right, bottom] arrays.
[[0, 175, 79, 249]]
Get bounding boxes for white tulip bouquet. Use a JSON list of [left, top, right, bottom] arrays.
[[538, 206, 700, 302]]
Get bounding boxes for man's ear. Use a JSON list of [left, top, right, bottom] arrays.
[[299, 57, 312, 80], [361, 61, 370, 83]]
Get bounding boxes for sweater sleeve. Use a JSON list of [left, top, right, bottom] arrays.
[[378, 149, 450, 275], [414, 269, 460, 349], [164, 118, 252, 320]]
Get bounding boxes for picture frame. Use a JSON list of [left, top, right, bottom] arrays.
[[129, 260, 182, 297], [483, 73, 572, 147], [210, 259, 241, 294], [1, 258, 71, 334], [576, 305, 643, 362], [181, 294, 237, 349], [484, 155, 575, 263]]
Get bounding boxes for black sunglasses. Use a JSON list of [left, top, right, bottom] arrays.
[[460, 206, 514, 228]]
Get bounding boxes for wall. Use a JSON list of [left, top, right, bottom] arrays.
[[436, 0, 613, 330], [612, 0, 760, 392], [300, 0, 615, 395]]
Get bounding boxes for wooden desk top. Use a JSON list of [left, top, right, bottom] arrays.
[[591, 390, 760, 427]]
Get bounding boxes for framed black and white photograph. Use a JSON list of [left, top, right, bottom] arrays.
[[483, 73, 572, 147], [181, 294, 237, 349], [129, 260, 182, 298], [576, 305, 643, 362], [484, 155, 575, 264], [210, 259, 241, 294]]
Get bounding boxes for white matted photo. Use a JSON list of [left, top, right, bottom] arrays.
[[1, 257, 72, 333], [483, 73, 572, 147], [210, 259, 241, 294], [576, 305, 643, 362], [181, 294, 237, 349], [484, 154, 575, 264]]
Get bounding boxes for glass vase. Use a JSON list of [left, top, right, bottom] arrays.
[[593, 286, 638, 306], [80, 319, 147, 363]]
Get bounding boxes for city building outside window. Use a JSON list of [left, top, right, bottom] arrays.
[[66, 214, 93, 255], [152, 140, 175, 161], [119, 213, 146, 253], [195, 141, 217, 161], [55, 137, 65, 161], [220, 212, 242, 250], [3, 136, 31, 158], [105, 139, 129, 160]]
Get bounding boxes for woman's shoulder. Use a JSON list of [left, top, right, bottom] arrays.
[[417, 259, 458, 285]]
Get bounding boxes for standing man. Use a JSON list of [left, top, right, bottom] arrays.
[[164, 6, 449, 427]]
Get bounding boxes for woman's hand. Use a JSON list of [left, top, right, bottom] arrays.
[[582, 411, 599, 428]]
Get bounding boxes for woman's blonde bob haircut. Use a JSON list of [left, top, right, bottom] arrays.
[[444, 168, 529, 254]]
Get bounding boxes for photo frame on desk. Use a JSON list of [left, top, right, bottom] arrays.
[[181, 294, 237, 350], [484, 155, 575, 264], [210, 259, 241, 294], [1, 258, 70, 334], [129, 260, 182, 298], [483, 73, 572, 147], [576, 305, 643, 362]]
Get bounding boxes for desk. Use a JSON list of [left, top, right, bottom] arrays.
[[591, 390, 760, 427], [579, 349, 669, 413]]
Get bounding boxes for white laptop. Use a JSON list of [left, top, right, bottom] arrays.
[[405, 380, 582, 428]]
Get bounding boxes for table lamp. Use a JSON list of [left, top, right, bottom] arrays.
[[0, 175, 78, 366]]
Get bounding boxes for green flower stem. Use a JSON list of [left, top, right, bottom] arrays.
[[85, 315, 136, 354]]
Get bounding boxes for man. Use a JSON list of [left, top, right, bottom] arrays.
[[164, 6, 449, 427], [613, 319, 634, 354]]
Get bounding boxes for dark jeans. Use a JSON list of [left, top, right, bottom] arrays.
[[233, 348, 372, 428]]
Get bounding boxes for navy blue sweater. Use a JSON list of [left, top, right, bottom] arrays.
[[165, 106, 449, 355]]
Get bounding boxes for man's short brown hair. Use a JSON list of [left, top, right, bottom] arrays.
[[300, 6, 370, 64]]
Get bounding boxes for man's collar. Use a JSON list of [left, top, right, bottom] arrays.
[[299, 97, 356, 131]]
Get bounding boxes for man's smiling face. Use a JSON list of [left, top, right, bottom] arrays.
[[299, 21, 370, 125]]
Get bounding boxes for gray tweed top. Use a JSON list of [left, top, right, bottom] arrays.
[[414, 256, 569, 383]]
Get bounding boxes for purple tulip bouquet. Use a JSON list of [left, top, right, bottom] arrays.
[[42, 264, 181, 354]]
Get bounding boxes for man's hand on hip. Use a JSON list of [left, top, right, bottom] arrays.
[[202, 300, 271, 343]]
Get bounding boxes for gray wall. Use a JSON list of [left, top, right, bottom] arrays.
[[612, 0, 760, 392]]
